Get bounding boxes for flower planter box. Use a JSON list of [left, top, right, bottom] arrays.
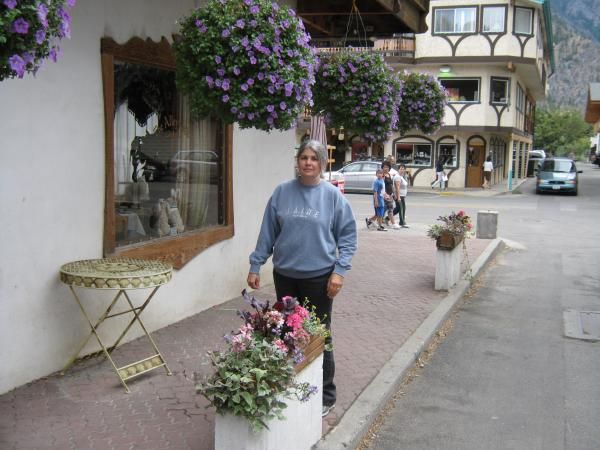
[[215, 337, 324, 450], [436, 231, 464, 250]]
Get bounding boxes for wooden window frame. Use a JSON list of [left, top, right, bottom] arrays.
[[101, 37, 234, 269]]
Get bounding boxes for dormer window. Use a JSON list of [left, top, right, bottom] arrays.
[[433, 7, 477, 34]]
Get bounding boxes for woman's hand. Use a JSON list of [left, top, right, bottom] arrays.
[[247, 272, 260, 289], [327, 273, 344, 298]]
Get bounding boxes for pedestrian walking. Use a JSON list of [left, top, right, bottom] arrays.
[[393, 164, 410, 228], [431, 157, 446, 190], [382, 161, 400, 229], [482, 155, 493, 189], [366, 169, 387, 231], [247, 139, 358, 418]]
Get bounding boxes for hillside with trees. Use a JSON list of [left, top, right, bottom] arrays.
[[546, 1, 600, 112]]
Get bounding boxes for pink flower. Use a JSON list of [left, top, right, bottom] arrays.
[[286, 313, 304, 330], [273, 339, 289, 354]]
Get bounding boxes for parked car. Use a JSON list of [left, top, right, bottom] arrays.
[[324, 160, 383, 193], [168, 150, 220, 184], [535, 157, 582, 195]]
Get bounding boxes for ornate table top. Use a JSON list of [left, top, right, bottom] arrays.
[[60, 258, 172, 290]]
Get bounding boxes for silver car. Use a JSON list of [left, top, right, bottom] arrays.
[[325, 161, 382, 193]]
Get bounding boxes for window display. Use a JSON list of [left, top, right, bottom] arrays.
[[438, 143, 458, 168], [395, 142, 432, 167]]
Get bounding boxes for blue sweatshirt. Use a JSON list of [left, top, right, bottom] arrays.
[[249, 179, 357, 279]]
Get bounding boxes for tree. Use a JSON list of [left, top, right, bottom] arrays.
[[534, 107, 593, 158]]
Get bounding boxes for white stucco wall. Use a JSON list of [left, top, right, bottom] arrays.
[[0, 0, 297, 394]]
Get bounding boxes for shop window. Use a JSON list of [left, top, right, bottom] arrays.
[[433, 7, 477, 34], [482, 6, 506, 33], [439, 78, 480, 103], [395, 141, 432, 167], [438, 142, 458, 168], [101, 37, 233, 268], [490, 77, 510, 104], [514, 7, 533, 35]]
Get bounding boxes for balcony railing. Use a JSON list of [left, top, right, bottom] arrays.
[[313, 35, 415, 59]]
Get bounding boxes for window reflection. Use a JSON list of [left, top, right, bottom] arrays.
[[113, 61, 224, 247]]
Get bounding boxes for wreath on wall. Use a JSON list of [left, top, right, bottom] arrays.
[[1, 0, 75, 81], [174, 0, 317, 132], [396, 71, 448, 136], [312, 51, 403, 143]]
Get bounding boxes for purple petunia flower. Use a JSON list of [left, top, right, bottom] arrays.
[[235, 19, 245, 29], [247, 113, 255, 120], [247, 78, 254, 85], [49, 46, 61, 62], [205, 75, 214, 87], [241, 83, 249, 91], [250, 19, 258, 27], [279, 102, 287, 110], [230, 106, 238, 114], [249, 56, 257, 65], [8, 54, 26, 77], [57, 7, 71, 38], [242, 99, 250, 107], [222, 29, 231, 38], [266, 104, 275, 112], [35, 29, 46, 45], [215, 55, 222, 64], [222, 95, 229, 103], [233, 66, 240, 75], [67, 0, 76, 7], [195, 19, 207, 33], [12, 18, 30, 34], [4, 0, 17, 9], [250, 5, 259, 14], [222, 79, 230, 91], [217, 68, 225, 77]]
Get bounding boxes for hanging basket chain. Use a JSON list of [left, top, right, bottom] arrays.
[[342, 0, 369, 49]]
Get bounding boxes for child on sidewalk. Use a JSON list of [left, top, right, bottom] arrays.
[[366, 169, 387, 231]]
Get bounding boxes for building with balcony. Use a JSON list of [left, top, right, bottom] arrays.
[[386, 0, 555, 188]]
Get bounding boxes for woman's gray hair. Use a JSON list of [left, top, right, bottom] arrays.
[[297, 139, 328, 173]]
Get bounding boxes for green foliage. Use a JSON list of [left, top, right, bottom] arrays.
[[313, 51, 402, 142], [534, 107, 593, 158], [396, 71, 447, 136], [201, 339, 295, 432], [173, 0, 316, 131], [427, 210, 473, 240]]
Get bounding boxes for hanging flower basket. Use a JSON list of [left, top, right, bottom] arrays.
[[313, 51, 403, 143], [1, 0, 76, 81], [174, 0, 317, 132], [436, 230, 463, 250], [397, 71, 447, 136]]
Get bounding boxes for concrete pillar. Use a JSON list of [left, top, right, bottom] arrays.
[[476, 210, 498, 239], [435, 245, 462, 290]]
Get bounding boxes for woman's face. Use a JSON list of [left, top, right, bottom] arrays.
[[297, 148, 321, 179]]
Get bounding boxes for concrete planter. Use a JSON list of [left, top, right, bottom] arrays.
[[215, 337, 324, 450], [435, 242, 462, 290]]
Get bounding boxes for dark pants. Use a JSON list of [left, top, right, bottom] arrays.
[[273, 270, 336, 407], [393, 197, 406, 225]]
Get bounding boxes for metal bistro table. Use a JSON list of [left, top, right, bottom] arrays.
[[60, 258, 173, 392]]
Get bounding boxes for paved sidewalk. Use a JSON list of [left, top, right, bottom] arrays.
[[0, 230, 491, 450]]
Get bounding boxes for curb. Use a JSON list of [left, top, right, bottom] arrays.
[[314, 237, 506, 450]]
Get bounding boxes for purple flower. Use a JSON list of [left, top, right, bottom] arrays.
[[267, 117, 274, 125], [195, 19, 207, 33], [217, 68, 225, 77], [205, 75, 214, 87], [250, 19, 258, 27], [235, 19, 245, 29], [250, 5, 259, 14], [222, 95, 229, 103], [8, 55, 26, 77], [49, 46, 61, 62], [249, 56, 257, 65], [35, 29, 46, 45], [241, 83, 248, 91], [279, 102, 287, 110], [67, 0, 76, 7], [222, 79, 230, 91], [248, 113, 255, 120], [222, 29, 231, 38], [12, 18, 30, 34], [3, 0, 17, 9], [257, 72, 265, 80], [242, 99, 250, 107], [22, 52, 34, 65], [246, 78, 254, 85], [267, 85, 275, 94], [266, 104, 274, 112], [215, 55, 222, 64], [241, 37, 250, 48], [57, 7, 71, 38], [233, 66, 241, 75], [230, 106, 238, 113]]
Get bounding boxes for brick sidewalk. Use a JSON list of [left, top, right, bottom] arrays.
[[0, 231, 488, 450]]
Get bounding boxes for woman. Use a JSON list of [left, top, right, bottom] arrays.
[[483, 155, 494, 189], [393, 164, 409, 228], [247, 139, 358, 417]]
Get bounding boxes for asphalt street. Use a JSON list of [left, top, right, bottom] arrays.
[[354, 163, 600, 450]]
